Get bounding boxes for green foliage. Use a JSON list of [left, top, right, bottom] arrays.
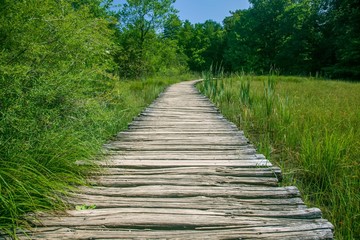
[[220, 0, 360, 79], [0, 0, 115, 234], [323, 0, 360, 79], [177, 20, 225, 72], [114, 0, 186, 78], [198, 75, 360, 239], [223, 1, 323, 74], [76, 204, 96, 211]]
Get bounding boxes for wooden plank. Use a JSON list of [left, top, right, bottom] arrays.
[[128, 123, 237, 128], [106, 142, 253, 148], [95, 166, 283, 182], [21, 227, 334, 240], [90, 174, 278, 187], [37, 207, 320, 218], [108, 140, 250, 146], [77, 185, 300, 199], [103, 153, 263, 159], [139, 112, 226, 119], [115, 136, 247, 143], [106, 153, 265, 159], [97, 166, 280, 177], [70, 195, 306, 210], [103, 145, 257, 152], [126, 129, 239, 134], [118, 131, 245, 136], [29, 210, 329, 229], [34, 207, 322, 220], [114, 136, 248, 143], [98, 159, 272, 168], [106, 150, 256, 156], [144, 109, 220, 114]]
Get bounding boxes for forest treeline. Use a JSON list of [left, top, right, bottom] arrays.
[[0, 0, 359, 236], [2, 0, 359, 80], [114, 0, 360, 79]]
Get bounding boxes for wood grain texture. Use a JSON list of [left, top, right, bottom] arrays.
[[21, 80, 333, 239]]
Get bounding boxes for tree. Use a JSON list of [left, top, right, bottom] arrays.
[[177, 20, 225, 72], [115, 0, 178, 77], [223, 9, 257, 72], [223, 0, 328, 75], [325, 0, 360, 79], [163, 14, 182, 40]]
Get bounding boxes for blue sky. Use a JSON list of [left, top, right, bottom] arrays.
[[112, 0, 251, 24], [173, 0, 250, 23]]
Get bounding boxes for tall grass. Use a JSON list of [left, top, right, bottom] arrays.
[[197, 73, 360, 239], [0, 74, 192, 237]]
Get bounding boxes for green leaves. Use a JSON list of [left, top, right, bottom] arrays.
[[76, 204, 96, 211], [115, 0, 182, 78], [222, 0, 360, 79], [0, 0, 117, 235], [176, 20, 225, 72]]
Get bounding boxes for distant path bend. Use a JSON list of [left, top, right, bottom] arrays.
[[25, 80, 334, 239]]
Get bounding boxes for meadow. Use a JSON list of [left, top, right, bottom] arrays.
[[0, 74, 193, 236], [198, 74, 360, 239]]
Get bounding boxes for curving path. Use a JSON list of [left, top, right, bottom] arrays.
[[23, 80, 333, 239]]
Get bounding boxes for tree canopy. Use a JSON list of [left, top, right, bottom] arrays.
[[114, 0, 184, 77]]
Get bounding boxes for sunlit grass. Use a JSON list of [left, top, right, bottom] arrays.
[[198, 74, 360, 239]]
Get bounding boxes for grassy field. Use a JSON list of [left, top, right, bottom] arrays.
[[198, 74, 359, 239], [0, 74, 193, 237]]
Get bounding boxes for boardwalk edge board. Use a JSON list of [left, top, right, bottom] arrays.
[[17, 80, 333, 239]]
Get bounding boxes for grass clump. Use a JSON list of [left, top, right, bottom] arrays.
[[197, 74, 360, 239]]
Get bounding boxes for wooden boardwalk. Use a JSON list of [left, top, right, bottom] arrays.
[[24, 80, 333, 239]]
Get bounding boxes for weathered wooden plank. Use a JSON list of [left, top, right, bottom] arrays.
[[118, 131, 245, 136], [90, 174, 278, 187], [144, 107, 219, 111], [114, 136, 249, 144], [106, 142, 253, 148], [144, 109, 220, 114], [127, 129, 239, 134], [97, 166, 280, 177], [114, 134, 249, 144], [21, 228, 334, 240], [103, 153, 264, 160], [132, 117, 230, 123], [104, 145, 257, 152], [70, 195, 306, 210], [139, 112, 226, 119], [77, 185, 300, 199], [106, 149, 255, 156], [108, 140, 250, 147], [37, 207, 320, 218], [128, 124, 238, 132], [128, 123, 237, 129], [95, 166, 283, 182], [33, 207, 322, 220], [98, 159, 272, 168], [30, 209, 328, 228]]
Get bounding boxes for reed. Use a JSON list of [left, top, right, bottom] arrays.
[[197, 74, 360, 239]]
